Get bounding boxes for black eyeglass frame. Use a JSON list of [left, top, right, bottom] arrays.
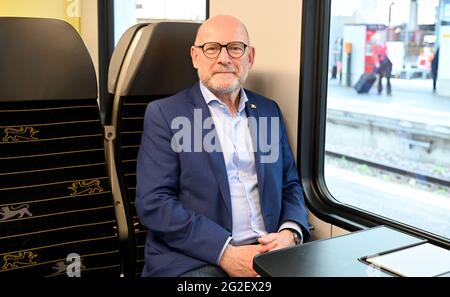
[[194, 41, 249, 59]]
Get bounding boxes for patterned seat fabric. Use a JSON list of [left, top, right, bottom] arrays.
[[0, 17, 122, 276], [0, 100, 120, 276], [116, 97, 150, 277]]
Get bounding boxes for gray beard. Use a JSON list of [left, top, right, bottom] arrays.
[[207, 81, 241, 95], [200, 72, 248, 95]]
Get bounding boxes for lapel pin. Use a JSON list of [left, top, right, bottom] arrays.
[[250, 104, 257, 109]]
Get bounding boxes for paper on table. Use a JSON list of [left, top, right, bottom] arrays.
[[366, 243, 450, 277]]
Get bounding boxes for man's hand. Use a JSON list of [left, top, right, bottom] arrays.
[[219, 243, 277, 277], [257, 230, 296, 252]]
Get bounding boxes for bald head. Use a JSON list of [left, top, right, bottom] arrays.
[[191, 15, 255, 100], [195, 15, 250, 46]]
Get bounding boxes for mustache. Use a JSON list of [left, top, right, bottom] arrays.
[[212, 66, 237, 73]]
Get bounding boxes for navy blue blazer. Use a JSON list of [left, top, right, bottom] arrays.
[[136, 83, 309, 276]]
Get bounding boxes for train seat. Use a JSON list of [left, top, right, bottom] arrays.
[[0, 17, 126, 277], [106, 21, 199, 276]]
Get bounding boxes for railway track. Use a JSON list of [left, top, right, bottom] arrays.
[[325, 151, 450, 188]]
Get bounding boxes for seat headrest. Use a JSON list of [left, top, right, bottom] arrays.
[[0, 17, 97, 102], [109, 22, 200, 97], [108, 23, 149, 95]]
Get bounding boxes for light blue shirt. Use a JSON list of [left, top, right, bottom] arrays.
[[199, 82, 302, 264]]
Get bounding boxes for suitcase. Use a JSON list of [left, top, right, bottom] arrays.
[[354, 73, 376, 94]]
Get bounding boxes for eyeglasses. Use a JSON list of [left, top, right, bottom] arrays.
[[194, 42, 248, 59]]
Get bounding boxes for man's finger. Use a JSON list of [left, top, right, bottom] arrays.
[[258, 233, 276, 244], [257, 240, 277, 253]]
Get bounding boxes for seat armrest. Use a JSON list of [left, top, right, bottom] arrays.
[[104, 125, 129, 242]]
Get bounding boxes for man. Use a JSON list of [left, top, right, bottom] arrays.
[[136, 15, 309, 277], [431, 48, 439, 92], [372, 42, 392, 96]]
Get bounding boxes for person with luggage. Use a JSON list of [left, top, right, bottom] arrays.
[[372, 42, 392, 96]]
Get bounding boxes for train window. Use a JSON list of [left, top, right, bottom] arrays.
[[324, 0, 449, 240], [114, 0, 206, 44]]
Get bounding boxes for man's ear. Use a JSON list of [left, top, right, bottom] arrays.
[[191, 46, 199, 69], [248, 46, 256, 68]]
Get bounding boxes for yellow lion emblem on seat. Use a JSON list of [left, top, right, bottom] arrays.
[[68, 179, 104, 196], [2, 126, 39, 143], [1, 251, 37, 271]]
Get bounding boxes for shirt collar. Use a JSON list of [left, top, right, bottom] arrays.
[[199, 81, 248, 114]]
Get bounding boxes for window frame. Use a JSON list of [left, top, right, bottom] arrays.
[[299, 0, 449, 248], [98, 0, 115, 124]]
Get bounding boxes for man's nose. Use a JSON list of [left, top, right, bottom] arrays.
[[216, 47, 232, 63]]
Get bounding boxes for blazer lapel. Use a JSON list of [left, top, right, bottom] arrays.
[[189, 85, 232, 218], [245, 95, 265, 201]]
